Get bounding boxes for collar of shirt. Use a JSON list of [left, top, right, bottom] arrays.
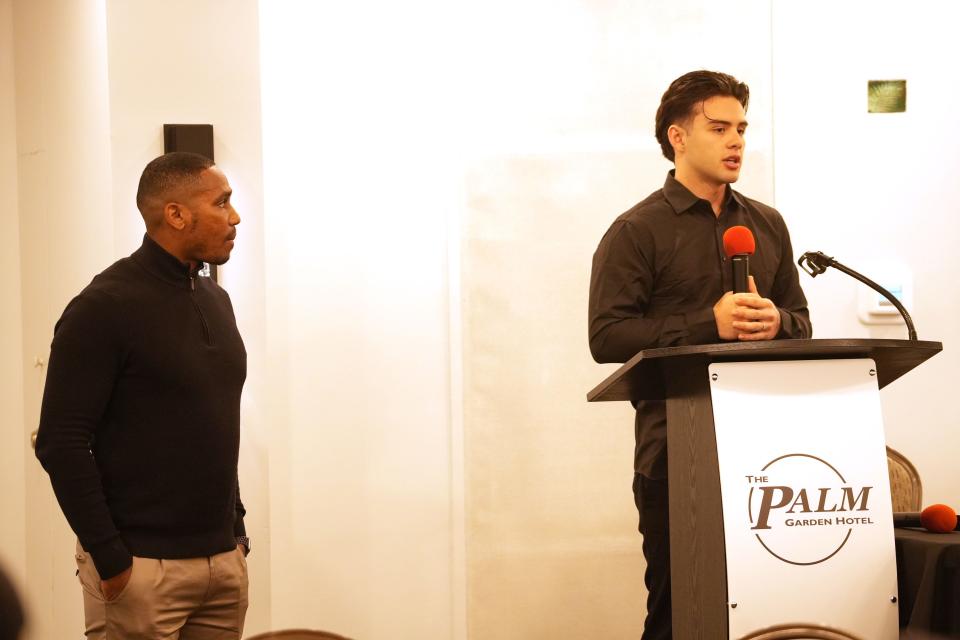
[[662, 169, 746, 216], [134, 234, 204, 287]]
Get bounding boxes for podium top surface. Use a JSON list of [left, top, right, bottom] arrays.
[[587, 338, 943, 402]]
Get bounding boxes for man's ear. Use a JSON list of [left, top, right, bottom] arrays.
[[163, 202, 188, 231], [667, 124, 686, 157]]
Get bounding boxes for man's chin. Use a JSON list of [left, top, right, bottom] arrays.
[[205, 254, 231, 266], [720, 170, 741, 185], [698, 166, 740, 186]]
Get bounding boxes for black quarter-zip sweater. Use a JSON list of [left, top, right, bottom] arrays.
[[36, 235, 247, 580]]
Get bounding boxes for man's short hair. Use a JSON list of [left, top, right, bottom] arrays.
[[135, 152, 215, 213], [654, 70, 750, 162]]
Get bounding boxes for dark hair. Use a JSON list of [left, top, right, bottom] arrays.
[[655, 70, 750, 162], [135, 152, 215, 212]]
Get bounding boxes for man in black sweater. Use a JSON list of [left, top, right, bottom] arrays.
[[36, 152, 249, 639], [589, 71, 811, 639]]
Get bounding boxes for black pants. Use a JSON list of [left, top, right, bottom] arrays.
[[633, 473, 671, 640]]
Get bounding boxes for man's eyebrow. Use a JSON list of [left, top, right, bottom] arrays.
[[706, 118, 749, 127], [216, 189, 233, 201]]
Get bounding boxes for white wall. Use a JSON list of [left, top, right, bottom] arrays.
[[258, 2, 459, 637], [772, 1, 960, 506], [11, 0, 115, 637], [0, 0, 26, 599]]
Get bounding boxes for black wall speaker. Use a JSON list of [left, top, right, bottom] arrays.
[[163, 124, 214, 161]]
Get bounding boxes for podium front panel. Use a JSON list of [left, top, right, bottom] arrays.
[[709, 359, 897, 639]]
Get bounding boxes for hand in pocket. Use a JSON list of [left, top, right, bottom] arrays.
[[101, 565, 132, 601]]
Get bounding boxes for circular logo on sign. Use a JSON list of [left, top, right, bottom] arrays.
[[747, 453, 874, 566]]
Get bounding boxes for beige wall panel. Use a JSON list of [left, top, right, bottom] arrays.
[[463, 151, 659, 639], [258, 3, 458, 637], [471, 550, 645, 639], [12, 0, 114, 637], [0, 0, 26, 597]]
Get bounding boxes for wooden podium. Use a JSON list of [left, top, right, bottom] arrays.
[[588, 339, 942, 639]]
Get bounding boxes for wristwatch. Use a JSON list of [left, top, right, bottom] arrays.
[[236, 536, 251, 556]]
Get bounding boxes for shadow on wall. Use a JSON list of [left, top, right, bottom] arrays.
[[0, 563, 24, 640]]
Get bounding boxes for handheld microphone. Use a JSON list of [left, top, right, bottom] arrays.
[[722, 226, 756, 293], [892, 504, 960, 533], [797, 250, 918, 341]]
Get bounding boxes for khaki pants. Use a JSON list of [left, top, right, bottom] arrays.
[[75, 542, 248, 640]]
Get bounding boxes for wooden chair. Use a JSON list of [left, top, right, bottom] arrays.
[[245, 630, 353, 640], [887, 445, 922, 512], [738, 623, 862, 639]]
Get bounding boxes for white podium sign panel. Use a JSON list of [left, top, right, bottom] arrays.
[[709, 358, 897, 639]]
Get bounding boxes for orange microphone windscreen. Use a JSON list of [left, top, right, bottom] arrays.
[[722, 226, 756, 257], [920, 503, 957, 533]]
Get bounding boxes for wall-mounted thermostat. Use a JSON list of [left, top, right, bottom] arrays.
[[856, 264, 913, 325]]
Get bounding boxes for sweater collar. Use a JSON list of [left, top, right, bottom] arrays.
[[132, 234, 203, 287]]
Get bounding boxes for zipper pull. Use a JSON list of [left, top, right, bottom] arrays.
[[190, 277, 195, 291]]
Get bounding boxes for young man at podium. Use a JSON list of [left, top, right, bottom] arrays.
[[588, 70, 812, 639]]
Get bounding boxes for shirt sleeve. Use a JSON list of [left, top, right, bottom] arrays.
[[34, 289, 133, 580], [770, 216, 813, 339], [588, 219, 720, 363], [234, 475, 247, 538]]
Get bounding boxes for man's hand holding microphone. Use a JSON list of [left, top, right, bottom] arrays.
[[714, 226, 781, 342]]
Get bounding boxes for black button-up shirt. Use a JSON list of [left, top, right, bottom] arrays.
[[588, 171, 812, 478]]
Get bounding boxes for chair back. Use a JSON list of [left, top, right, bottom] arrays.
[[245, 630, 353, 640], [738, 623, 862, 639], [887, 445, 922, 512]]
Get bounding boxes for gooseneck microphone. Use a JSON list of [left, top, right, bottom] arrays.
[[722, 226, 756, 293], [797, 251, 918, 341]]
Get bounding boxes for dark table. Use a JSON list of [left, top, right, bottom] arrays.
[[896, 528, 960, 636]]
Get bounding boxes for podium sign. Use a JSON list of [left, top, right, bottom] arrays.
[[588, 339, 942, 638], [710, 359, 897, 639]]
